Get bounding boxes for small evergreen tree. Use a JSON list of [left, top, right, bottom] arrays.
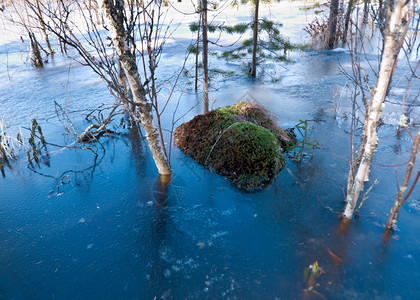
[[220, 18, 299, 75], [189, 16, 300, 79]]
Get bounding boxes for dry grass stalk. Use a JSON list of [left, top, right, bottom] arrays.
[[0, 120, 25, 173]]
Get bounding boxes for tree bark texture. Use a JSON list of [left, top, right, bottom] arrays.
[[343, 0, 412, 219], [201, 0, 209, 113], [195, 14, 201, 91], [251, 0, 259, 77], [327, 0, 340, 48], [342, 0, 353, 43], [363, 0, 370, 24], [102, 0, 171, 175]]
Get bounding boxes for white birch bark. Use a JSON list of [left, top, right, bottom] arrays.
[[343, 0, 411, 219], [102, 0, 171, 175]]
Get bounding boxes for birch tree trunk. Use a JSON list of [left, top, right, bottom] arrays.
[[251, 0, 259, 77], [343, 0, 412, 219], [201, 0, 209, 113], [102, 0, 171, 175]]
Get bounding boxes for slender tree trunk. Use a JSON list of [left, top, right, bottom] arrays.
[[343, 0, 412, 219], [57, 2, 67, 54], [346, 121, 368, 197], [202, 0, 209, 113], [386, 131, 420, 230], [117, 58, 130, 106], [342, 0, 353, 43], [251, 0, 259, 77], [327, 0, 340, 48], [363, 0, 370, 24], [102, 0, 171, 175], [35, 0, 53, 57], [378, 0, 384, 28], [195, 14, 201, 91]]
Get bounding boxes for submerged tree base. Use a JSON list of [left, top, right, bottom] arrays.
[[174, 101, 294, 191]]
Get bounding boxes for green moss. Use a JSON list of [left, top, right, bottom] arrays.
[[208, 122, 284, 189], [174, 102, 293, 191]]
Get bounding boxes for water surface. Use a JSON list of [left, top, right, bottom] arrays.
[[0, 1, 419, 299]]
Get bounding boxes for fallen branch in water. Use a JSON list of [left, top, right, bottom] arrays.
[[54, 101, 122, 143], [77, 105, 120, 143]]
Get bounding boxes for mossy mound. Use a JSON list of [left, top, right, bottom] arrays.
[[174, 101, 294, 190]]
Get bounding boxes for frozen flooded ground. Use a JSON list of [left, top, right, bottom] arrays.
[[0, 1, 419, 299]]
